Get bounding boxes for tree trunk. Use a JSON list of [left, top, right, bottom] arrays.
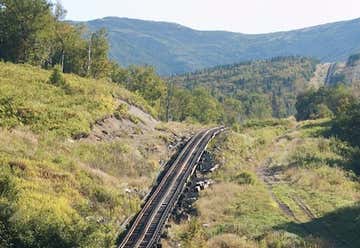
[[61, 50, 65, 73], [87, 38, 92, 76]]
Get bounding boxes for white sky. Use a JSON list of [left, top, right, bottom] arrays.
[[60, 0, 360, 34]]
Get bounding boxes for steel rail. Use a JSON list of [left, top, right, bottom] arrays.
[[118, 127, 224, 248], [144, 127, 224, 247], [134, 128, 215, 247], [118, 130, 204, 247]]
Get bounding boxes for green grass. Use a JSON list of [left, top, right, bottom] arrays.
[[0, 62, 172, 247], [0, 62, 155, 137], [166, 118, 360, 248]]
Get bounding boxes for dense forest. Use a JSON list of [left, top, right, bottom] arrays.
[[168, 57, 318, 122]]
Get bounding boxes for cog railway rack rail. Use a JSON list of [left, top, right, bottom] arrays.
[[118, 127, 225, 248]]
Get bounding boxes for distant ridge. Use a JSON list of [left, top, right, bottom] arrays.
[[78, 17, 360, 75]]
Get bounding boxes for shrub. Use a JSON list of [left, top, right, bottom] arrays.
[[309, 104, 333, 119], [332, 101, 360, 147], [295, 86, 354, 121], [232, 172, 256, 185], [49, 66, 66, 86], [114, 103, 129, 120]]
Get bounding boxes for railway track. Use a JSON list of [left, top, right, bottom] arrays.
[[118, 126, 224, 248]]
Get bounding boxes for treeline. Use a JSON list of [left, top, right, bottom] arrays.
[[296, 85, 360, 147], [169, 57, 318, 120], [0, 0, 113, 78], [0, 0, 169, 117], [110, 66, 224, 124], [7, 0, 360, 133], [295, 85, 355, 120], [0, 1, 324, 127]]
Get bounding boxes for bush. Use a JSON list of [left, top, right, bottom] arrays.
[[332, 101, 360, 147], [295, 86, 354, 121], [49, 66, 66, 86], [232, 172, 256, 185], [114, 103, 129, 120], [309, 104, 333, 119]]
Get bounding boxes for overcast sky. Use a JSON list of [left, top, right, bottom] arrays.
[[61, 0, 360, 34]]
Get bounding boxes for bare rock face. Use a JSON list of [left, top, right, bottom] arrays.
[[82, 99, 160, 142], [324, 58, 360, 97]]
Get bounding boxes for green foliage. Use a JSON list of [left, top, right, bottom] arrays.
[[53, 23, 88, 76], [232, 171, 256, 185], [111, 65, 166, 116], [0, 0, 54, 64], [241, 118, 292, 130], [0, 96, 19, 128], [0, 62, 154, 137], [0, 60, 162, 247], [295, 85, 355, 121], [238, 92, 273, 119], [87, 29, 111, 79], [190, 87, 223, 124], [222, 98, 244, 125], [49, 66, 66, 86], [114, 103, 129, 120], [167, 86, 223, 124], [170, 56, 317, 120], [171, 119, 360, 247], [0, 0, 111, 79], [179, 219, 207, 248], [332, 101, 360, 147]]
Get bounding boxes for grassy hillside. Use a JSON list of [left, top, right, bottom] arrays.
[[169, 57, 318, 118], [82, 17, 360, 75], [0, 62, 195, 247], [0, 62, 155, 137], [165, 119, 360, 247]]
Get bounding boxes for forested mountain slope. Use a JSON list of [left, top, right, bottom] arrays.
[[168, 57, 318, 119], [83, 17, 360, 75]]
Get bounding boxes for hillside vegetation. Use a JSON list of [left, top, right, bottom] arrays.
[[165, 118, 360, 247], [1, 1, 360, 247], [0, 62, 196, 247], [165, 67, 360, 247], [84, 17, 360, 75], [169, 57, 318, 120], [0, 62, 154, 137]]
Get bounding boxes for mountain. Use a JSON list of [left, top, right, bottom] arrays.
[[82, 17, 360, 75]]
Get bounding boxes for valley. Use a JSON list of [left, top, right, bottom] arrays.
[[0, 1, 359, 247]]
